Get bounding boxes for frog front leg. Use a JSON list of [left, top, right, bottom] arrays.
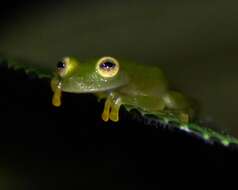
[[101, 92, 166, 122], [101, 92, 122, 122]]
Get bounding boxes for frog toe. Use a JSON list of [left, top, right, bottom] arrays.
[[101, 97, 113, 122], [109, 110, 119, 122], [52, 84, 62, 107], [109, 98, 122, 122], [102, 110, 110, 122]]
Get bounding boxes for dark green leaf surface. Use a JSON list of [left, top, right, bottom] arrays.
[[0, 57, 52, 79]]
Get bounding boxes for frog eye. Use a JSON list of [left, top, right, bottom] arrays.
[[56, 57, 70, 77], [96, 57, 120, 78]]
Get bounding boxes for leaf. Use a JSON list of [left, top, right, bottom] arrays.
[[124, 105, 238, 147], [0, 56, 53, 79]]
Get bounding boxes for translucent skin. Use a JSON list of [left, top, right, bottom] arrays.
[[51, 57, 194, 123]]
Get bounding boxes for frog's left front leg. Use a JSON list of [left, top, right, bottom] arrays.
[[101, 92, 122, 122], [101, 92, 166, 122]]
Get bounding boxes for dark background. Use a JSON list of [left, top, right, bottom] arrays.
[[0, 1, 238, 189]]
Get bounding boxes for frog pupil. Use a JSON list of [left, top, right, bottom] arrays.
[[57, 61, 65, 69], [100, 61, 115, 70]]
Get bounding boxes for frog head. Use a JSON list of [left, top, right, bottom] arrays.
[[51, 56, 128, 106]]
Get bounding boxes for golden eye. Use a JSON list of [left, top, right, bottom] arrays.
[[96, 57, 119, 78], [56, 57, 70, 77]]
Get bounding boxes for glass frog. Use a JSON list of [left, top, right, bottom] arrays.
[[51, 56, 194, 123]]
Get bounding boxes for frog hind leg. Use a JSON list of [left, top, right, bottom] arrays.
[[163, 91, 193, 123]]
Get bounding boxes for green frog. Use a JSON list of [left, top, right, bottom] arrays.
[[51, 56, 194, 123]]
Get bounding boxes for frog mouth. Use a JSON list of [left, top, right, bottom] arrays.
[[51, 78, 62, 107]]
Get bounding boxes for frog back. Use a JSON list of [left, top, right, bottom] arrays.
[[119, 61, 169, 97]]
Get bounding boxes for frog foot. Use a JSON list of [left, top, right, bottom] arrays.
[[102, 95, 122, 122]]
